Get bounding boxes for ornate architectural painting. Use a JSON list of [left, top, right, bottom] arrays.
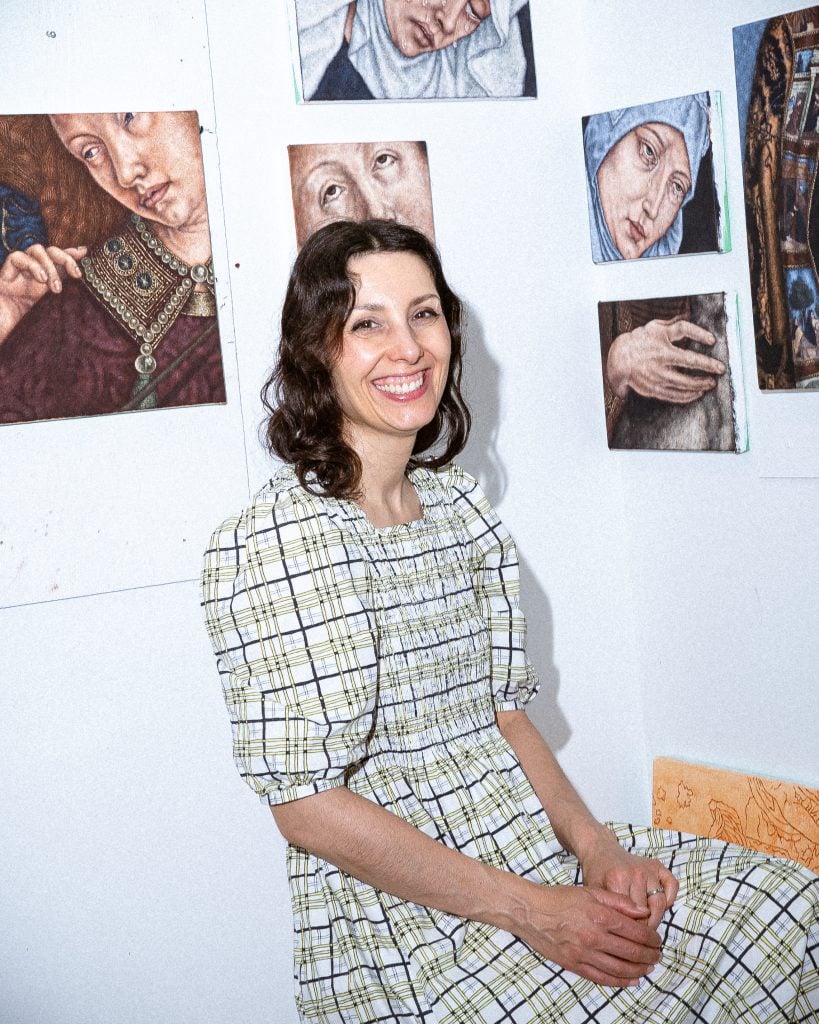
[[735, 6, 819, 389]]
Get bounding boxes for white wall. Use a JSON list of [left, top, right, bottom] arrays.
[[1, 2, 815, 1022]]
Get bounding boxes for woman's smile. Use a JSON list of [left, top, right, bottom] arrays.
[[372, 369, 429, 400]]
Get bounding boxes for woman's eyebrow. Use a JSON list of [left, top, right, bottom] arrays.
[[639, 125, 666, 153]]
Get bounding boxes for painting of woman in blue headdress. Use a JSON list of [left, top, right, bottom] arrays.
[[582, 92, 725, 264]]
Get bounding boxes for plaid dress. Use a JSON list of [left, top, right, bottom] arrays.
[[201, 463, 819, 1023]]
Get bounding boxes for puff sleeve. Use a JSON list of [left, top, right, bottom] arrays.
[[448, 467, 539, 711], [200, 485, 379, 805]]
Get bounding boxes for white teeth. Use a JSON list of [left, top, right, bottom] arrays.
[[374, 374, 424, 396]]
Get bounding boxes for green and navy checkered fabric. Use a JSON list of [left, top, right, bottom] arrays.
[[202, 463, 819, 1022]]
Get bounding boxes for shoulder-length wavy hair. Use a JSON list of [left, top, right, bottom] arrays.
[[262, 219, 471, 499]]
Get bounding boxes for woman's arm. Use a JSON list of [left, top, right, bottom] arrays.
[[496, 709, 678, 929], [272, 782, 662, 989]]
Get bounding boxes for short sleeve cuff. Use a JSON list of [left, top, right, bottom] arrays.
[[258, 772, 348, 807]]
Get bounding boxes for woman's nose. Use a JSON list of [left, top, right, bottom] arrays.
[[434, 5, 462, 37], [642, 175, 664, 220], [388, 323, 424, 362], [359, 180, 397, 222], [108, 142, 148, 189]]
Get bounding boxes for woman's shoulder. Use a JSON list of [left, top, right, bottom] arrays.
[[204, 463, 337, 559]]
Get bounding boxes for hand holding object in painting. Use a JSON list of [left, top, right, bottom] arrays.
[[606, 317, 725, 404], [0, 243, 87, 343]]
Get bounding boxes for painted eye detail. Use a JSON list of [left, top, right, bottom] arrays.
[[82, 145, 101, 162], [123, 112, 135, 126], [639, 140, 658, 168], [320, 183, 344, 207], [670, 180, 687, 201], [373, 151, 398, 170]]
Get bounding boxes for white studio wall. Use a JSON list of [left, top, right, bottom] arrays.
[[0, 2, 815, 1023]]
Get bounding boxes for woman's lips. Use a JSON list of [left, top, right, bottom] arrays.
[[411, 18, 436, 50], [139, 182, 170, 210], [372, 369, 430, 402], [627, 218, 646, 243]]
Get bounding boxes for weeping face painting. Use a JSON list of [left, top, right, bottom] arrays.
[[288, 140, 435, 248], [289, 0, 537, 101], [582, 92, 725, 264]]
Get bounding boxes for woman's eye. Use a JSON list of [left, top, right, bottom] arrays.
[[639, 141, 657, 166], [320, 183, 344, 207], [82, 144, 101, 162], [373, 151, 397, 170], [351, 318, 378, 332], [413, 307, 439, 321], [123, 112, 135, 126], [670, 180, 686, 200]]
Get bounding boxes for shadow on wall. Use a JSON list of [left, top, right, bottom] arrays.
[[459, 303, 571, 753]]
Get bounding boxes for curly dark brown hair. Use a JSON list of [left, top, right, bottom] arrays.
[[262, 219, 471, 499]]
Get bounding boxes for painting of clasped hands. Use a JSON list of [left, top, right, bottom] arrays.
[[290, 0, 537, 100]]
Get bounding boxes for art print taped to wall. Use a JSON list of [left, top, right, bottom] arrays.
[[287, 1, 537, 101], [0, 111, 225, 426], [288, 140, 434, 248], [597, 292, 747, 452], [582, 92, 728, 264], [735, 6, 819, 389]]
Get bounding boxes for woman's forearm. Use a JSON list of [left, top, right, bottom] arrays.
[[271, 783, 532, 929], [496, 709, 618, 861], [271, 778, 661, 987]]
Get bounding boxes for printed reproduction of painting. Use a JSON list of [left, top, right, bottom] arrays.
[[582, 91, 728, 264], [288, 140, 434, 248], [653, 758, 819, 873], [735, 6, 819, 389], [597, 292, 747, 452], [287, 1, 536, 101], [0, 111, 225, 426]]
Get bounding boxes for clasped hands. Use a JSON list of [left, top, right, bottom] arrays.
[[512, 832, 677, 989]]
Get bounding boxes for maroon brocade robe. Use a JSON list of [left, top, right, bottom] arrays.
[[0, 220, 225, 426]]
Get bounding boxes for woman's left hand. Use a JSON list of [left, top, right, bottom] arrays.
[[579, 831, 678, 931]]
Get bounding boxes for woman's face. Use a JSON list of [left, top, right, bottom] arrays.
[[289, 142, 434, 247], [382, 0, 491, 58], [331, 250, 451, 452], [596, 122, 692, 259], [50, 111, 208, 232]]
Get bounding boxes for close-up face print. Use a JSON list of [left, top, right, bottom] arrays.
[[595, 121, 692, 259], [382, 0, 492, 57], [288, 141, 434, 247]]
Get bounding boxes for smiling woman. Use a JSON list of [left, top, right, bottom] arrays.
[[202, 219, 819, 1024], [0, 110, 225, 425]]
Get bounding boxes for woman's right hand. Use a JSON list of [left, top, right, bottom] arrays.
[[0, 244, 87, 343], [606, 317, 725, 404], [505, 880, 662, 988]]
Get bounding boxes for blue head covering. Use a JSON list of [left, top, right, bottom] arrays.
[[583, 92, 711, 262]]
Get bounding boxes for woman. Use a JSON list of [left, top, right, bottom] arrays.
[[294, 0, 536, 100], [583, 93, 712, 262], [0, 110, 224, 424], [201, 220, 818, 1023]]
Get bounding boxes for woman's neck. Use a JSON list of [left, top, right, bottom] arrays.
[[150, 215, 212, 266], [353, 434, 422, 528]]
